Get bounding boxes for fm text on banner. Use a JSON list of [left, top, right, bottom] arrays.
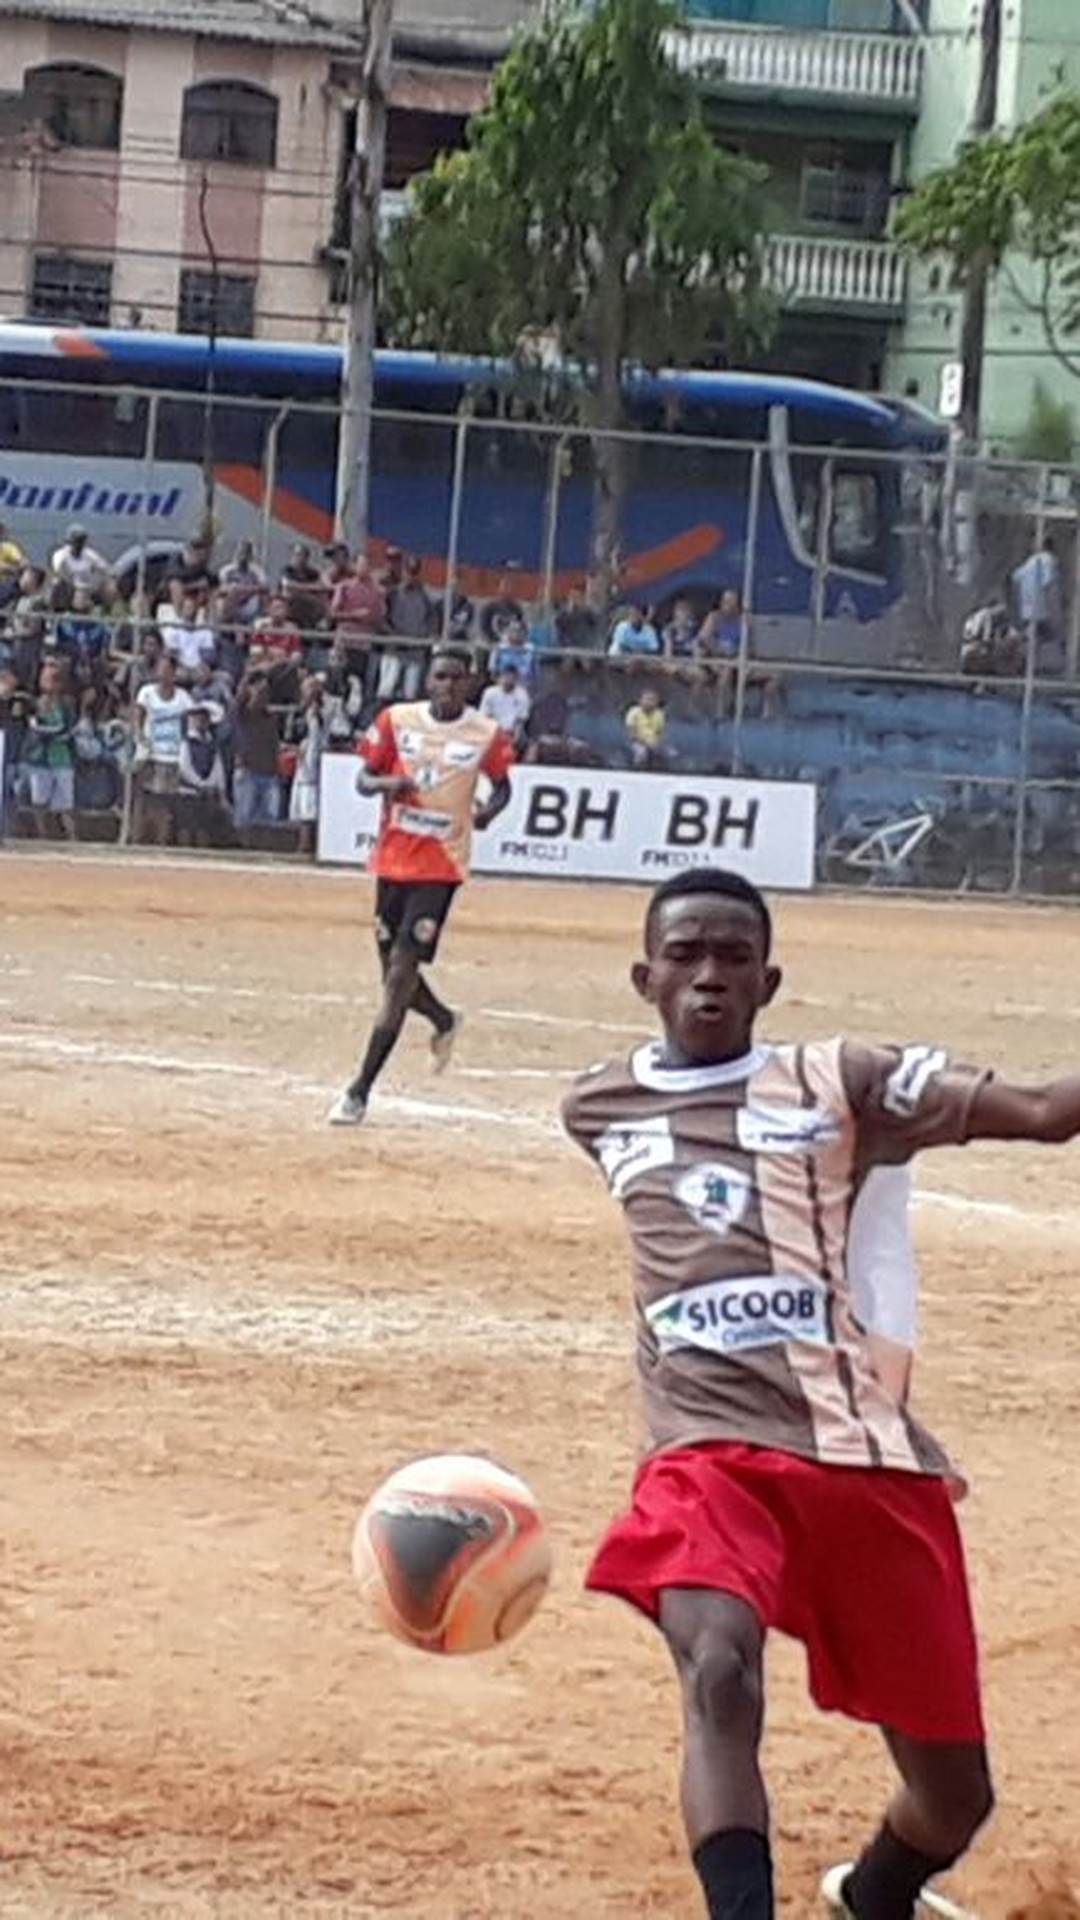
[[317, 757, 817, 892]]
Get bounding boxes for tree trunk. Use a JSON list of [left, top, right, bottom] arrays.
[[586, 305, 628, 616]]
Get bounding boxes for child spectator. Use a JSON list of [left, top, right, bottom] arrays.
[[480, 662, 532, 750], [624, 684, 670, 770]]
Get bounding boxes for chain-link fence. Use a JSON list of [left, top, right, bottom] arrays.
[[2, 372, 1080, 894]]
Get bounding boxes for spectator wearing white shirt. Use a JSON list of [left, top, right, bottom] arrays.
[[51, 525, 111, 601], [163, 594, 217, 682], [608, 603, 661, 657], [1012, 535, 1063, 671], [133, 654, 193, 844], [479, 662, 532, 749]]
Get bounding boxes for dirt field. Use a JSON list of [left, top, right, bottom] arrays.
[[1, 850, 1078, 1919]]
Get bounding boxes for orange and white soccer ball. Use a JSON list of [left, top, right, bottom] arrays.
[[352, 1453, 553, 1655]]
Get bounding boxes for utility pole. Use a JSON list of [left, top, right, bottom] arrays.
[[958, 0, 1002, 447], [334, 0, 393, 554]]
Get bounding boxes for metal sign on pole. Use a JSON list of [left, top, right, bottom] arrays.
[[334, 0, 393, 556]]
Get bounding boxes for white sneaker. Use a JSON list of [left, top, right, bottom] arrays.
[[821, 1865, 976, 1920], [327, 1089, 367, 1126], [821, 1867, 855, 1914], [430, 1012, 464, 1075]]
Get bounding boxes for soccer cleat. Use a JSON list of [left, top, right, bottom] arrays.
[[821, 1866, 978, 1920], [430, 1011, 464, 1075], [327, 1089, 367, 1126]]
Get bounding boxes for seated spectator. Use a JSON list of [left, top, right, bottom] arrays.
[[609, 602, 661, 657], [480, 662, 531, 750], [168, 534, 219, 603], [321, 540, 353, 609], [54, 586, 110, 673], [697, 588, 743, 662], [133, 654, 193, 844], [253, 594, 303, 662], [220, 539, 268, 627], [165, 594, 218, 682], [0, 520, 27, 608], [176, 704, 230, 847], [13, 565, 49, 626], [443, 588, 475, 644], [490, 615, 535, 685], [624, 685, 670, 771], [555, 586, 601, 654], [280, 542, 326, 635], [232, 669, 282, 833], [24, 659, 76, 839], [961, 584, 1026, 679], [51, 524, 111, 602], [663, 596, 699, 660]]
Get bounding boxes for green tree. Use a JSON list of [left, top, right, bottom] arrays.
[[383, 0, 775, 600], [897, 92, 1080, 390]]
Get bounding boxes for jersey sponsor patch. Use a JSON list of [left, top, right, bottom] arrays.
[[595, 1115, 675, 1199], [392, 804, 453, 840], [674, 1161, 751, 1236], [443, 740, 481, 768], [882, 1045, 947, 1117], [736, 1104, 842, 1154], [646, 1274, 830, 1355]]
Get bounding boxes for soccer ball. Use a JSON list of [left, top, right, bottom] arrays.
[[352, 1453, 552, 1655]]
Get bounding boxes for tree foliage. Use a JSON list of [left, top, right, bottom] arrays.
[[382, 0, 775, 588], [897, 92, 1080, 382]]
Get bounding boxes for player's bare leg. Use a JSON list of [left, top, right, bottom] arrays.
[[828, 1733, 993, 1919], [660, 1588, 774, 1920], [330, 946, 420, 1123], [375, 933, 459, 1072]]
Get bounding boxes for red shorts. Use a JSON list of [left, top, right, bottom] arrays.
[[587, 1442, 985, 1743]]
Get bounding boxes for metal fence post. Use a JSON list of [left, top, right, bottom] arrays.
[[731, 445, 764, 778], [133, 392, 158, 612], [540, 431, 568, 619], [442, 408, 471, 641], [261, 405, 289, 572]]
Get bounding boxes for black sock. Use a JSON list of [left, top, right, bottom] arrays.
[[844, 1823, 958, 1920], [692, 1828, 773, 1920], [348, 1021, 402, 1103], [411, 975, 452, 1033]]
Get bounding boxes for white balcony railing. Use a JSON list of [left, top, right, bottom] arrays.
[[666, 25, 924, 111], [765, 234, 909, 313]]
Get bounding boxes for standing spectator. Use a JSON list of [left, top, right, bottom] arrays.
[[220, 539, 268, 627], [330, 555, 387, 652], [134, 653, 193, 844], [0, 665, 33, 831], [480, 662, 532, 750], [287, 673, 332, 856], [25, 659, 76, 838], [73, 687, 122, 813], [1012, 534, 1063, 671], [623, 684, 670, 770], [444, 587, 475, 644], [0, 520, 27, 608], [176, 704, 229, 847], [280, 542, 326, 635], [481, 574, 526, 646], [609, 603, 661, 658], [232, 669, 282, 832], [384, 553, 436, 700], [253, 594, 303, 662], [51, 525, 111, 601], [490, 615, 535, 684]]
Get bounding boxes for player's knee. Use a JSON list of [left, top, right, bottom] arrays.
[[666, 1614, 764, 1736]]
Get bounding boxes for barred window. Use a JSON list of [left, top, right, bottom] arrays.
[[178, 269, 256, 338], [24, 63, 123, 150], [180, 81, 278, 168], [30, 253, 113, 325]]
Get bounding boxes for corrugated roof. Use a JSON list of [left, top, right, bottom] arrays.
[[0, 0, 361, 51]]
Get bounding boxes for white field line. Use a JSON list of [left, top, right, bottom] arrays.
[[0, 1024, 1072, 1229]]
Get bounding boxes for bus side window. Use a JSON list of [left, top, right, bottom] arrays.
[[830, 469, 884, 573], [157, 397, 269, 469]]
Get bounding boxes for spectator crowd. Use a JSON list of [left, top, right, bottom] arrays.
[[0, 517, 782, 846]]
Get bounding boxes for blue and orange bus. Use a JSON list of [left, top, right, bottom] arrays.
[[0, 322, 945, 646]]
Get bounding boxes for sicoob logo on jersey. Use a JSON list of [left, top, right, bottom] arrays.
[[675, 1162, 751, 1236]]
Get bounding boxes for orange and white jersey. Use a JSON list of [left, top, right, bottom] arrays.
[[358, 701, 515, 884]]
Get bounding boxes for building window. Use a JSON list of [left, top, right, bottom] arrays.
[[800, 165, 890, 234], [23, 63, 123, 150], [30, 254, 113, 325], [178, 269, 256, 337], [180, 81, 278, 168]]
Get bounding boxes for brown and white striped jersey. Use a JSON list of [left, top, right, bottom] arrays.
[[562, 1036, 989, 1476]]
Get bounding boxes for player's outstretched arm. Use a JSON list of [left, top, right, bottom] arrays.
[[966, 1071, 1080, 1143], [473, 776, 511, 833]]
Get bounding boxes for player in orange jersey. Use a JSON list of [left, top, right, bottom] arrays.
[[328, 650, 514, 1125]]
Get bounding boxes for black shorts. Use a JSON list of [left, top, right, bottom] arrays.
[[374, 878, 459, 964]]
